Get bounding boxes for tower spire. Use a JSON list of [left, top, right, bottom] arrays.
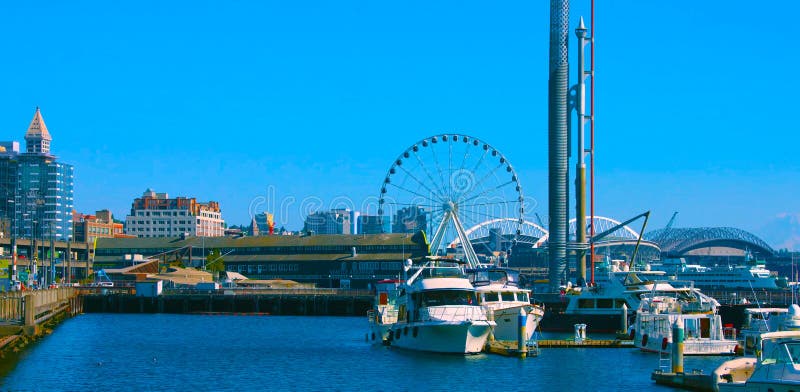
[[25, 107, 52, 154]]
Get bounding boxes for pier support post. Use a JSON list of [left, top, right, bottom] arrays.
[[23, 294, 38, 336], [672, 321, 684, 373], [620, 304, 628, 333], [518, 308, 528, 358]]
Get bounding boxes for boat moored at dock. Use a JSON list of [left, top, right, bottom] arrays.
[[714, 331, 800, 391], [634, 283, 738, 356], [384, 257, 495, 354], [467, 267, 544, 342], [367, 279, 403, 343]]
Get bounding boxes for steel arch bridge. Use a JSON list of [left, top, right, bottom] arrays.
[[448, 215, 643, 250], [448, 218, 549, 249], [533, 216, 641, 244], [644, 227, 776, 257], [568, 216, 641, 241]]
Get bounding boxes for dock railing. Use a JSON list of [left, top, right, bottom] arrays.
[[24, 287, 76, 326]]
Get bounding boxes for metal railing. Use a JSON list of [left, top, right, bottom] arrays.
[[420, 305, 488, 322]]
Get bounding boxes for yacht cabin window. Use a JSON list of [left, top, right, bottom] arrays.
[[414, 290, 477, 307], [518, 292, 529, 303], [483, 292, 499, 302]]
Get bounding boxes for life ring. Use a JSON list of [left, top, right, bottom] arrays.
[[661, 337, 669, 351], [642, 334, 649, 347]]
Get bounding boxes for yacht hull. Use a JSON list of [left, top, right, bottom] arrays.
[[492, 305, 544, 341], [636, 337, 738, 355], [388, 322, 492, 354]]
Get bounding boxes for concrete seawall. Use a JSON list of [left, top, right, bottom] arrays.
[[0, 288, 83, 356]]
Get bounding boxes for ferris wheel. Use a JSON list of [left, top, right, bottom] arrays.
[[378, 134, 524, 267]]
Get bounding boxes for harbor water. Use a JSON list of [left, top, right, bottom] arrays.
[[1, 314, 725, 391]]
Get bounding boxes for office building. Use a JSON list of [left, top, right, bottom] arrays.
[[303, 209, 351, 235], [124, 189, 224, 237], [0, 108, 75, 243]]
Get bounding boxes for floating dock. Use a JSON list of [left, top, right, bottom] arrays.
[[537, 339, 634, 348], [651, 370, 714, 392], [484, 340, 539, 358]]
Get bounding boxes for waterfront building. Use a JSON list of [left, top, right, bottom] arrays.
[[0, 108, 75, 242], [72, 209, 127, 244], [392, 206, 427, 234], [303, 209, 351, 235], [359, 214, 390, 234], [124, 189, 224, 237], [94, 231, 429, 288]]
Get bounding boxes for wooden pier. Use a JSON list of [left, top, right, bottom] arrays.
[[0, 288, 83, 353], [484, 340, 539, 358], [651, 370, 714, 392]]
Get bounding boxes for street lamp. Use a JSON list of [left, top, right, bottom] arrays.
[[3, 194, 17, 287]]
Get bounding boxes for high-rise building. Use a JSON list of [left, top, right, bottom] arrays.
[[392, 206, 427, 234], [124, 189, 224, 237], [0, 108, 75, 243], [303, 209, 351, 235], [359, 214, 390, 234]]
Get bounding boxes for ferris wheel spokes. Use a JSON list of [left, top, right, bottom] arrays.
[[378, 134, 524, 266]]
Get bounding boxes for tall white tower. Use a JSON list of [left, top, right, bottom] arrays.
[[24, 107, 52, 154]]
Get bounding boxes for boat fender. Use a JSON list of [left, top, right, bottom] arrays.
[[371, 332, 376, 341], [642, 334, 648, 347], [395, 329, 401, 340], [413, 326, 419, 338], [629, 329, 635, 340], [661, 337, 669, 351], [404, 326, 409, 336]]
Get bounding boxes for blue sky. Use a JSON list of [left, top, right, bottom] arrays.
[[0, 1, 797, 243]]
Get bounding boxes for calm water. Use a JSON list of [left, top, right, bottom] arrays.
[[1, 314, 726, 391]]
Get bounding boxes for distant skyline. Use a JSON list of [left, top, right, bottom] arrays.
[[1, 1, 797, 247]]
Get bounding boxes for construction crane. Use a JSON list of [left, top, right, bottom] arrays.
[[651, 211, 678, 244]]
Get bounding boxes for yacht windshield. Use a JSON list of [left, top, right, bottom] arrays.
[[420, 266, 466, 280], [763, 343, 800, 365], [469, 269, 520, 286], [415, 290, 477, 307]]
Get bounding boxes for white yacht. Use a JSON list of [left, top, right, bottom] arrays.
[[384, 258, 495, 354], [541, 261, 698, 332], [714, 331, 800, 391], [467, 267, 544, 342], [738, 305, 800, 356], [634, 284, 738, 355]]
